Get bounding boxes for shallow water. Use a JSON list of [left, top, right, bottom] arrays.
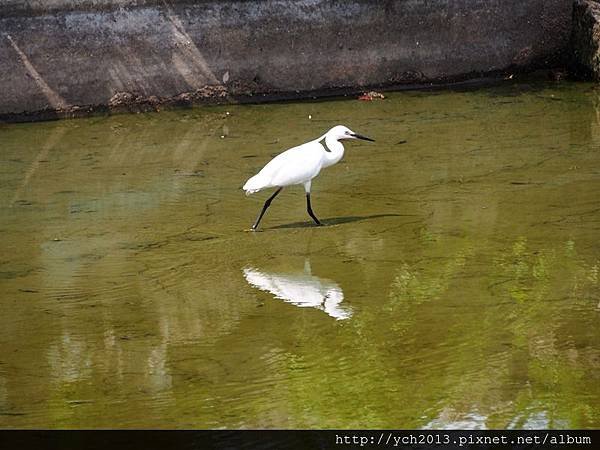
[[1, 81, 599, 429]]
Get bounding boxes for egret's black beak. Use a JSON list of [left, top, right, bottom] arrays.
[[352, 133, 375, 142]]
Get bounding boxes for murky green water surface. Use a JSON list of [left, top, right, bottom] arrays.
[[1, 82, 599, 429]]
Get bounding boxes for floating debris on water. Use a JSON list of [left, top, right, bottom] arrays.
[[358, 91, 385, 101]]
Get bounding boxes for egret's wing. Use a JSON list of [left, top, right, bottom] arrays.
[[258, 142, 323, 187]]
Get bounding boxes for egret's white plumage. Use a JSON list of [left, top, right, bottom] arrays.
[[243, 125, 374, 230], [244, 125, 357, 194]]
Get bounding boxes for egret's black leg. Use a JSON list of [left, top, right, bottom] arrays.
[[251, 188, 282, 230], [306, 193, 322, 226]]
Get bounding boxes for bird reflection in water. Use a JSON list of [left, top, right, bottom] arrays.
[[243, 260, 352, 320]]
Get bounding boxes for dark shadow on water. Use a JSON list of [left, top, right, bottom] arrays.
[[268, 214, 402, 230]]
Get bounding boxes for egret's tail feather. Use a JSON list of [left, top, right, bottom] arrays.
[[243, 174, 266, 195]]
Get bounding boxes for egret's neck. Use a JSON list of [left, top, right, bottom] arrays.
[[319, 135, 345, 168]]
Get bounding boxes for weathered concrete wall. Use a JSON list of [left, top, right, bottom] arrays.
[[572, 0, 600, 80], [1, 0, 572, 121]]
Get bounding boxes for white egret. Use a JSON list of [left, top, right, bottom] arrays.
[[243, 125, 375, 230]]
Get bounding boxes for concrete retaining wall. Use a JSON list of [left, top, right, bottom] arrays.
[[572, 0, 600, 80], [1, 0, 572, 121]]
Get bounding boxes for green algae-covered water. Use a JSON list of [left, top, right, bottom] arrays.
[[1, 82, 599, 429]]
